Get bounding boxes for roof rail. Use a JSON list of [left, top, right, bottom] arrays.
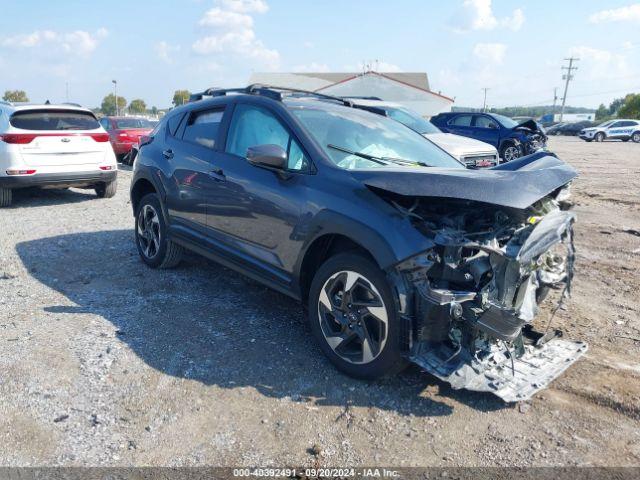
[[188, 84, 353, 106]]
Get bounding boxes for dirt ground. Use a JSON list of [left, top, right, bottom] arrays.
[[0, 136, 639, 467]]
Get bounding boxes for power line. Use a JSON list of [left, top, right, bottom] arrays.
[[559, 57, 579, 122]]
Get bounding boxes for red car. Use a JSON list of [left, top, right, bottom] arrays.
[[99, 117, 154, 163]]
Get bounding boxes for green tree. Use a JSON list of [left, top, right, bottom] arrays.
[[172, 90, 191, 107], [101, 93, 127, 116], [3, 90, 29, 102], [608, 97, 625, 116], [618, 93, 640, 119], [595, 103, 608, 120], [129, 99, 147, 114]]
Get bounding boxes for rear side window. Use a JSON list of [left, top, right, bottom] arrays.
[[183, 109, 224, 149], [10, 109, 100, 130], [450, 115, 472, 126]]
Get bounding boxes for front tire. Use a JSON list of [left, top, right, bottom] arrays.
[[632, 132, 640, 143], [135, 193, 183, 269], [0, 187, 12, 208], [595, 132, 605, 142], [95, 179, 117, 198], [500, 143, 521, 162], [308, 253, 407, 379]]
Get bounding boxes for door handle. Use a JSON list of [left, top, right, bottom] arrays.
[[208, 167, 226, 181], [162, 149, 174, 159]]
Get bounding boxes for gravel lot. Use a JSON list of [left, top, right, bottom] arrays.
[[0, 136, 639, 467]]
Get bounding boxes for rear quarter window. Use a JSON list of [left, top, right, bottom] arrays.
[[10, 109, 100, 131]]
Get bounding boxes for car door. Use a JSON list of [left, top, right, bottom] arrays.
[[446, 114, 475, 139], [203, 102, 312, 284], [162, 107, 227, 238], [606, 121, 626, 138], [472, 115, 500, 147]]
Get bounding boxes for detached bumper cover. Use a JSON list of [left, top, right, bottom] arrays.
[[0, 170, 117, 189], [411, 338, 587, 402]]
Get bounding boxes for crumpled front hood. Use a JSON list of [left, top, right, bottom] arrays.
[[351, 152, 577, 210], [424, 133, 497, 158], [515, 119, 545, 135]]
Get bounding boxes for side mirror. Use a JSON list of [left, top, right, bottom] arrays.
[[246, 144, 287, 170]]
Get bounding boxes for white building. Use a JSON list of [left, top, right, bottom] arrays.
[[248, 71, 454, 117]]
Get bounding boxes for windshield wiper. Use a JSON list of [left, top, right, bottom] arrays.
[[327, 144, 431, 167], [327, 144, 387, 165]]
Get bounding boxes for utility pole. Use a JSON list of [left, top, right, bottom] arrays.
[[559, 58, 579, 122], [112, 79, 118, 116], [481, 88, 490, 112], [552, 87, 558, 111]]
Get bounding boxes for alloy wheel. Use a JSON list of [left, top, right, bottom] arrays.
[[137, 204, 161, 259], [632, 132, 640, 143], [595, 133, 605, 142], [317, 270, 388, 365], [503, 146, 520, 162]]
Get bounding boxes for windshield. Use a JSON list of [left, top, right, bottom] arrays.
[[492, 114, 519, 128], [115, 118, 153, 129], [597, 120, 615, 128], [385, 107, 440, 134], [290, 103, 462, 170]]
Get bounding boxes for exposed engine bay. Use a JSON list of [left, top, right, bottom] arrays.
[[384, 180, 586, 402], [515, 120, 548, 156]]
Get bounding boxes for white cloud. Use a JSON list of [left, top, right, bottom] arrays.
[[193, 0, 278, 68], [589, 4, 640, 24], [220, 0, 268, 13], [155, 41, 180, 64], [504, 8, 525, 31], [450, 0, 524, 33], [568, 45, 630, 79], [0, 28, 108, 57], [473, 43, 507, 64]]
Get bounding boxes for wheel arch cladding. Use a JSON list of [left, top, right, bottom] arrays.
[[294, 212, 399, 301], [130, 178, 158, 214]]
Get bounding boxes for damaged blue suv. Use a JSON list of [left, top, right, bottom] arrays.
[[130, 86, 585, 402]]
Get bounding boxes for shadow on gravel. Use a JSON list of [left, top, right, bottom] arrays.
[[16, 230, 506, 417], [8, 187, 99, 209]]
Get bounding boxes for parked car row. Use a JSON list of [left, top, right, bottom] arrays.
[[128, 85, 585, 401]]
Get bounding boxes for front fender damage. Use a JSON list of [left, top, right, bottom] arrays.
[[389, 186, 587, 402]]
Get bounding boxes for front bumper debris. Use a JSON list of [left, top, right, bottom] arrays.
[[411, 337, 587, 402]]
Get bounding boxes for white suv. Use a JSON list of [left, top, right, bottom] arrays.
[[0, 102, 117, 207], [579, 119, 640, 143]]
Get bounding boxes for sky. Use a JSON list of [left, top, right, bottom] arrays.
[[1, 0, 639, 110]]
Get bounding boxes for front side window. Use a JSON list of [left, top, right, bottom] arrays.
[[10, 109, 100, 130], [492, 114, 519, 128], [474, 116, 498, 129], [450, 115, 472, 127], [183, 109, 224, 149], [290, 102, 462, 170], [226, 104, 309, 171]]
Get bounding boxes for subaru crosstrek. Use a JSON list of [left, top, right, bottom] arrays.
[[0, 102, 117, 207], [130, 86, 585, 402]]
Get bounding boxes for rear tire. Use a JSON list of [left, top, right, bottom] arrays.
[[308, 253, 408, 380], [0, 187, 12, 208], [135, 193, 183, 269], [95, 180, 117, 198]]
